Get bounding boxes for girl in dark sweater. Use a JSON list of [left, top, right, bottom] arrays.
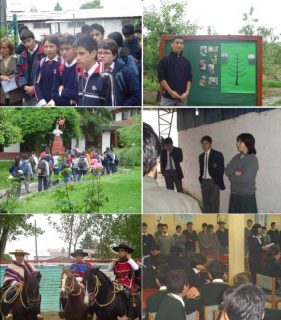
[[35, 35, 60, 106]]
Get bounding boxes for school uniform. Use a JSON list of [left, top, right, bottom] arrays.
[[186, 267, 210, 288], [76, 62, 112, 106], [155, 293, 186, 320], [248, 236, 263, 283], [15, 44, 45, 105], [146, 287, 167, 314], [35, 55, 60, 105], [52, 59, 78, 106]]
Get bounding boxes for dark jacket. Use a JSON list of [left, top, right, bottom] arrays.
[[157, 51, 192, 99], [160, 147, 183, 179], [199, 149, 225, 190], [183, 229, 198, 252], [155, 294, 186, 320], [143, 233, 155, 256], [76, 63, 112, 106], [112, 58, 139, 106]]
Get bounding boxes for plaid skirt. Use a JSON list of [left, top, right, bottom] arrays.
[[228, 193, 257, 213]]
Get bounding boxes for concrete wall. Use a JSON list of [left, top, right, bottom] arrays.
[[178, 109, 281, 213], [4, 143, 20, 152]]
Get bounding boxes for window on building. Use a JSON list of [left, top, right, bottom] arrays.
[[121, 19, 136, 26], [67, 21, 85, 28], [122, 111, 131, 120], [33, 22, 51, 29]]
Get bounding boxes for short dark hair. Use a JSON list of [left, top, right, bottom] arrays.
[[166, 269, 188, 294], [202, 223, 208, 228], [271, 222, 276, 227], [73, 36, 97, 52], [23, 154, 28, 160], [207, 260, 226, 279], [236, 133, 256, 154], [261, 226, 267, 231], [151, 244, 160, 251], [155, 265, 170, 286], [190, 254, 207, 268], [20, 29, 35, 41], [90, 23, 105, 35], [251, 224, 262, 236], [98, 39, 118, 56], [207, 224, 214, 230], [233, 272, 252, 286], [186, 222, 193, 227], [223, 284, 265, 320], [247, 219, 253, 223], [172, 36, 183, 43], [162, 224, 168, 228], [164, 137, 173, 145], [18, 25, 29, 34], [59, 35, 76, 47], [107, 31, 123, 48], [134, 23, 142, 34], [122, 24, 134, 36], [43, 35, 60, 48], [142, 222, 148, 227], [81, 24, 91, 34], [176, 225, 181, 230], [143, 123, 161, 175], [157, 223, 163, 228], [201, 135, 212, 144]]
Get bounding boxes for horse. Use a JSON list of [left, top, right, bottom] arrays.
[[83, 268, 127, 320], [0, 272, 41, 320], [59, 268, 91, 320]]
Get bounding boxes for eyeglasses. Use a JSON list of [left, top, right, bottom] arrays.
[[97, 50, 113, 56]]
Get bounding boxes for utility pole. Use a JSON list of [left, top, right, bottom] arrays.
[[0, 0, 7, 29], [34, 219, 38, 262]]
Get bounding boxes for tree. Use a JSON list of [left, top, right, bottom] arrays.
[[0, 214, 44, 258], [0, 109, 22, 146], [144, 1, 200, 81], [115, 114, 141, 167], [239, 6, 258, 36], [80, 232, 96, 249], [11, 108, 81, 153], [54, 2, 63, 11], [80, 0, 102, 9]]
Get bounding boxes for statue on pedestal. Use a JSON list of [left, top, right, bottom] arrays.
[[51, 119, 65, 155]]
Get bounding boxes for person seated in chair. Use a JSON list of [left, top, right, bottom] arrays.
[[1, 249, 42, 320]]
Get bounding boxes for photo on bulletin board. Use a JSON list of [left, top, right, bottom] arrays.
[[175, 214, 194, 225]]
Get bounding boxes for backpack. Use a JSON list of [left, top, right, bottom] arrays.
[[10, 163, 20, 177], [78, 157, 87, 170], [20, 161, 29, 176], [29, 156, 36, 169], [37, 160, 47, 176], [107, 153, 114, 162]]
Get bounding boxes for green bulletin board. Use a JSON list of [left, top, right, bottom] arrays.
[[161, 36, 262, 106]]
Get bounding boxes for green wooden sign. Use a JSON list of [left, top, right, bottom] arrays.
[[160, 35, 262, 106]]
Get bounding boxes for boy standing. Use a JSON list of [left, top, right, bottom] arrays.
[[122, 24, 141, 61], [73, 36, 112, 106], [52, 35, 78, 106], [15, 29, 45, 106], [97, 39, 139, 106]]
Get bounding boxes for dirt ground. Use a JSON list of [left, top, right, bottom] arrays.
[[42, 312, 60, 320]]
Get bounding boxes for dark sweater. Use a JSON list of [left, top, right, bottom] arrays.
[[157, 51, 192, 99], [52, 62, 78, 106], [35, 58, 60, 103], [155, 294, 186, 320]]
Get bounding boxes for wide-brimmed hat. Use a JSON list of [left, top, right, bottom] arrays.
[[70, 249, 88, 257], [9, 249, 30, 256], [112, 244, 134, 254]]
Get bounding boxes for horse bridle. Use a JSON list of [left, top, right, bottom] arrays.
[[62, 271, 82, 297], [86, 275, 124, 308]]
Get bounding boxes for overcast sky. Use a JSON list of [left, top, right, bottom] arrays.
[[144, 0, 281, 35], [8, 0, 143, 12], [5, 215, 66, 259]]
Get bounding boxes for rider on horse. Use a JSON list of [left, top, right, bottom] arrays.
[[69, 249, 92, 287], [1, 249, 43, 320], [108, 244, 140, 316]]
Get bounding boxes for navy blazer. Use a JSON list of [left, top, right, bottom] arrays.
[[199, 148, 225, 190], [160, 147, 184, 179]]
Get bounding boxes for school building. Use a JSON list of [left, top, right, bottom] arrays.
[[7, 6, 141, 40]]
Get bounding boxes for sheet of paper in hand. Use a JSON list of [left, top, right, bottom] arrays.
[[1, 77, 18, 93]]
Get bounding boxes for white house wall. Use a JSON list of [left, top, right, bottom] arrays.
[[178, 109, 281, 213], [102, 131, 111, 153], [4, 143, 20, 152]]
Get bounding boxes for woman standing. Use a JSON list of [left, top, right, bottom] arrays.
[[0, 37, 22, 106], [225, 133, 259, 213], [248, 224, 268, 284]]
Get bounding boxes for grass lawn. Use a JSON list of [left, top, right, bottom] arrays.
[[0, 162, 11, 189], [14, 168, 141, 214]]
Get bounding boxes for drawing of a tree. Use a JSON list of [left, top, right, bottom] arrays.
[[227, 53, 247, 86]]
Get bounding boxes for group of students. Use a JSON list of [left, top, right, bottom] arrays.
[[143, 237, 281, 320], [0, 22, 141, 106], [8, 147, 118, 196]]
